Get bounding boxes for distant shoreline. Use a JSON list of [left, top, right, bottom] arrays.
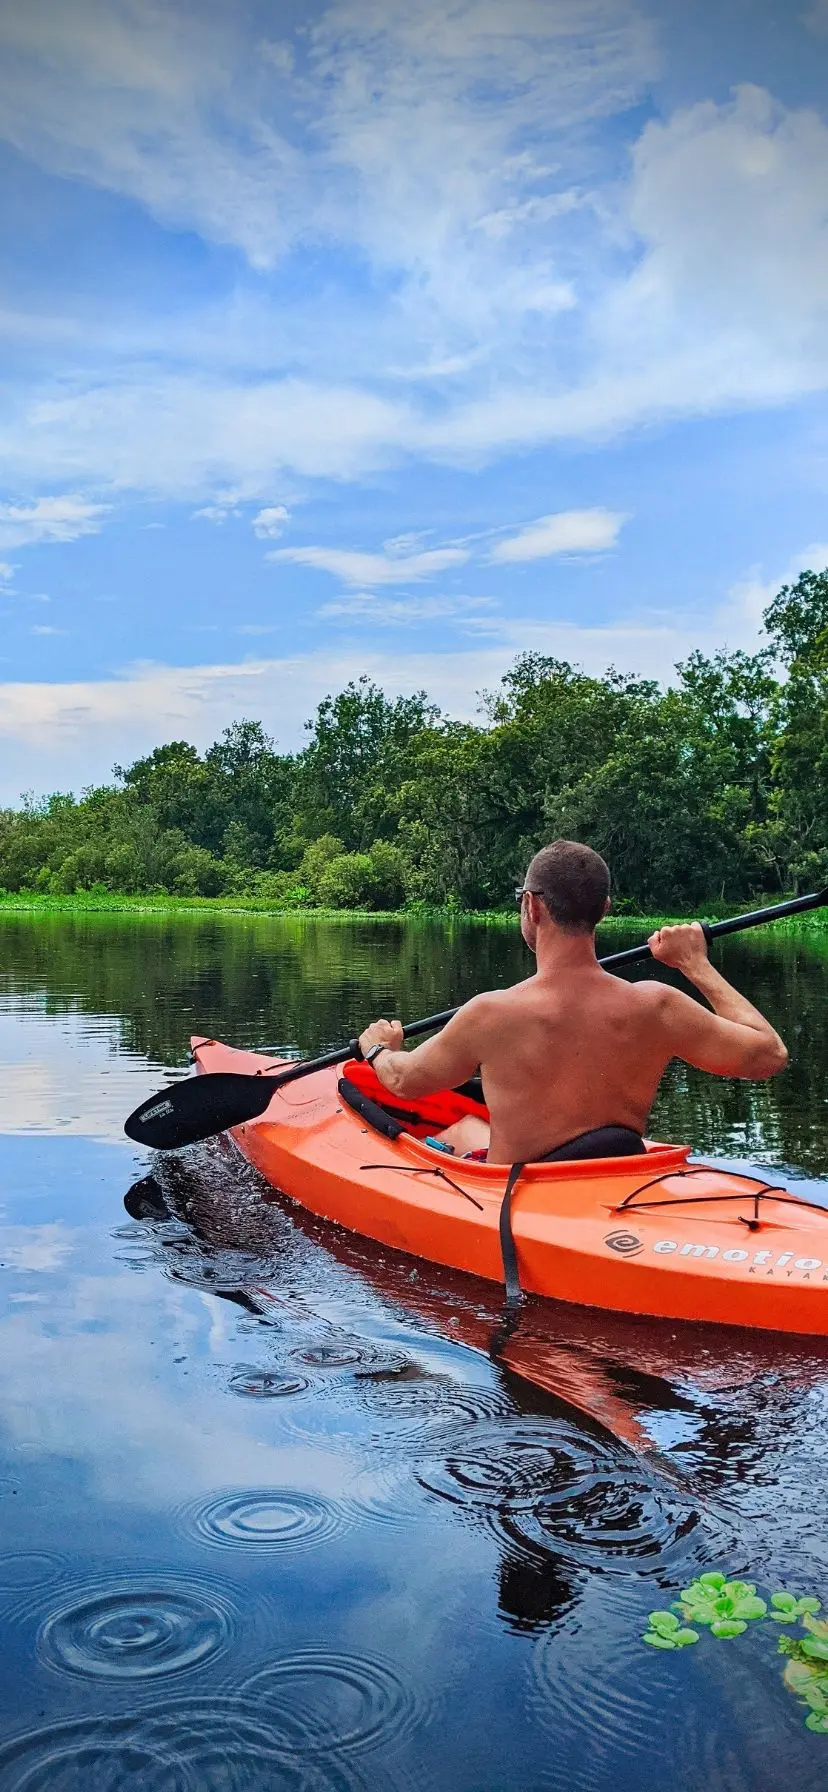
[[0, 889, 825, 936]]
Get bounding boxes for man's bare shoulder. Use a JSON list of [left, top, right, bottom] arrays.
[[628, 977, 673, 1009], [626, 977, 689, 1020], [455, 983, 533, 1025], [629, 976, 706, 1041]]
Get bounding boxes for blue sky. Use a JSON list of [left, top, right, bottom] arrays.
[[0, 0, 826, 799]]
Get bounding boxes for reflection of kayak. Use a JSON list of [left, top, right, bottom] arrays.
[[192, 1038, 828, 1337]]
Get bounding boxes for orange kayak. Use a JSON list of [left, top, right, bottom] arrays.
[[192, 1036, 828, 1337]]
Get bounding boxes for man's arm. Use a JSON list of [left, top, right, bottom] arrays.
[[357, 999, 486, 1099], [649, 923, 788, 1079]]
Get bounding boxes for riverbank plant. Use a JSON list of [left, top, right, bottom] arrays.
[[1, 888, 827, 939]]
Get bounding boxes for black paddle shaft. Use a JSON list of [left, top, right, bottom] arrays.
[[124, 884, 828, 1150]]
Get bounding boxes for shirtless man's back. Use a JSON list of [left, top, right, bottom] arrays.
[[358, 841, 788, 1165]]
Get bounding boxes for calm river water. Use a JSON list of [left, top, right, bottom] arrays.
[[2, 911, 828, 1791]]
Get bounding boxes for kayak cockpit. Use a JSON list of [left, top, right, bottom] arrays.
[[337, 1061, 683, 1174], [338, 1060, 487, 1144]]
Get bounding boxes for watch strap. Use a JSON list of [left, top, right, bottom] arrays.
[[365, 1042, 389, 1066]]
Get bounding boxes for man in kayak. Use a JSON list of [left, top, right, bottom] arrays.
[[358, 840, 788, 1165]]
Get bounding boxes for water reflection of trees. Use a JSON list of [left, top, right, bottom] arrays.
[[4, 912, 828, 1169], [0, 912, 528, 1067], [648, 937, 828, 1174]]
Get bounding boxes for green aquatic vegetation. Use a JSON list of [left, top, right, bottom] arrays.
[[769, 1590, 822, 1623], [677, 1574, 767, 1634], [641, 1570, 828, 1734], [642, 1611, 699, 1650], [779, 1615, 828, 1664], [780, 1623, 828, 1731]]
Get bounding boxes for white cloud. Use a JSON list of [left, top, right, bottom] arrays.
[[9, 531, 820, 798], [599, 84, 828, 394], [717, 541, 828, 650], [0, 494, 108, 547], [0, 562, 14, 585], [305, 0, 654, 340], [0, 1, 301, 271], [267, 543, 470, 586], [252, 504, 290, 538], [799, 541, 828, 572], [317, 591, 499, 626], [489, 508, 627, 564], [269, 511, 624, 606], [0, 378, 411, 496]]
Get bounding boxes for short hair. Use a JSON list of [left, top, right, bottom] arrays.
[[524, 840, 610, 933]]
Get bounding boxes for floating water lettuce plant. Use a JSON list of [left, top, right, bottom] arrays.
[[640, 1570, 828, 1736], [642, 1611, 699, 1650], [676, 1572, 767, 1637], [768, 1589, 822, 1623]]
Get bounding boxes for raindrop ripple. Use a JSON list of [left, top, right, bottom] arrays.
[[241, 1647, 423, 1755], [0, 1700, 365, 1792], [416, 1419, 702, 1574], [37, 1576, 237, 1682], [181, 1486, 350, 1554]]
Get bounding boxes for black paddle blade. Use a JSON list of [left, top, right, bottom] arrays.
[[124, 1072, 276, 1150]]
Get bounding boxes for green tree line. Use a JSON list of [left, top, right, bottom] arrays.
[[2, 568, 827, 912]]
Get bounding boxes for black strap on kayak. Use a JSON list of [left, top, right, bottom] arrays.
[[498, 1128, 645, 1305], [499, 1162, 526, 1309]]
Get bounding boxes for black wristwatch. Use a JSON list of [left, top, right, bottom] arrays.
[[365, 1042, 389, 1066]]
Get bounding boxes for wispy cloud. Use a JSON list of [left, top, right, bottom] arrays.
[[0, 0, 654, 291], [317, 591, 498, 626], [489, 508, 627, 563], [269, 512, 623, 598], [0, 495, 108, 547], [193, 503, 235, 524], [0, 379, 408, 496], [0, 561, 14, 586], [268, 542, 470, 586], [0, 6, 824, 510]]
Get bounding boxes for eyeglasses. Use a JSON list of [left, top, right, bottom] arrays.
[[514, 886, 541, 907]]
